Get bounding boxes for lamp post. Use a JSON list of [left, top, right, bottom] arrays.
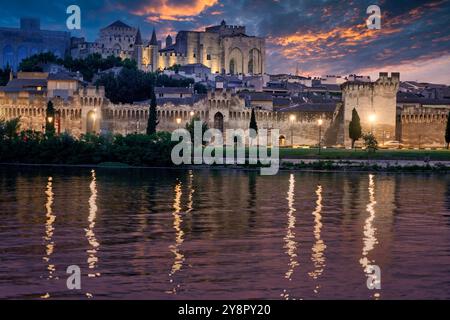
[[318, 118, 323, 155], [176, 117, 182, 129], [289, 114, 296, 147]]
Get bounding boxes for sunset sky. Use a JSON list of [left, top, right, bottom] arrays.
[[1, 0, 449, 83]]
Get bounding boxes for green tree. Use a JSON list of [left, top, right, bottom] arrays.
[[194, 82, 208, 94], [363, 132, 378, 153], [445, 111, 450, 149], [185, 116, 209, 145], [349, 108, 362, 149], [0, 117, 21, 140], [249, 108, 258, 144], [147, 89, 159, 135], [19, 52, 62, 72], [45, 101, 56, 136], [0, 66, 12, 86]]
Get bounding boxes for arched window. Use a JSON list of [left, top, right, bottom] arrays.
[[229, 59, 235, 75], [214, 112, 224, 132]]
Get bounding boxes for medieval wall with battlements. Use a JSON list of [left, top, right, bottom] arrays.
[[342, 72, 400, 147], [397, 103, 450, 148]]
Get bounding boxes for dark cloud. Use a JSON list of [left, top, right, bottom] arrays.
[[1, 0, 449, 82]]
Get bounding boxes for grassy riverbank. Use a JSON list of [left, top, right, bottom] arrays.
[[279, 148, 450, 161]]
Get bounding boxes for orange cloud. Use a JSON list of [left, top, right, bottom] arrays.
[[132, 0, 218, 22]]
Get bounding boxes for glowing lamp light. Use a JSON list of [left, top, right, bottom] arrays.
[[190, 111, 195, 117], [369, 114, 377, 124], [47, 116, 54, 123], [176, 118, 182, 125], [290, 115, 296, 122], [318, 119, 323, 126]]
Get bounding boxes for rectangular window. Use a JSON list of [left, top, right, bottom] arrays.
[[207, 54, 211, 60]]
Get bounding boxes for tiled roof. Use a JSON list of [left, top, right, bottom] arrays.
[[397, 98, 450, 105], [4, 78, 47, 88], [106, 20, 133, 29], [155, 87, 193, 94]]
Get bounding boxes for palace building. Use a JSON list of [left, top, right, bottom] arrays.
[[72, 20, 266, 75]]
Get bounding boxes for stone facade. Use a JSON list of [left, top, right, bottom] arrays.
[[397, 101, 450, 148], [72, 20, 265, 75], [2, 71, 449, 149], [342, 72, 400, 147], [0, 18, 71, 70], [153, 20, 265, 75]]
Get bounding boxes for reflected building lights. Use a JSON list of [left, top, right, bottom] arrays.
[[281, 174, 298, 300], [85, 170, 100, 298], [308, 185, 327, 293], [186, 171, 195, 215], [41, 176, 56, 299], [360, 174, 380, 299], [167, 180, 184, 295]]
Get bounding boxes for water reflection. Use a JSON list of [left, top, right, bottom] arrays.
[[308, 185, 327, 293], [360, 174, 380, 299], [85, 170, 100, 298], [41, 176, 56, 299], [281, 174, 298, 300], [167, 180, 185, 294], [186, 171, 195, 215]]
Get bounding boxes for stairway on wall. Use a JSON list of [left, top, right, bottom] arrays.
[[324, 103, 345, 147]]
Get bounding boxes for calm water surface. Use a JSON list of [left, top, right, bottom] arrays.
[[0, 166, 450, 300]]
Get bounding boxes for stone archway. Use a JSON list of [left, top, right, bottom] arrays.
[[229, 59, 236, 75], [228, 48, 243, 75], [248, 48, 262, 74], [214, 112, 224, 132], [279, 135, 286, 147]]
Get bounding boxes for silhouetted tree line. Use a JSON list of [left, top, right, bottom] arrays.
[[0, 118, 176, 166]]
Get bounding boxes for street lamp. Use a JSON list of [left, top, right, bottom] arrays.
[[47, 116, 54, 124], [176, 118, 182, 128], [369, 113, 376, 134], [318, 118, 323, 154], [289, 114, 296, 147], [190, 111, 195, 117]]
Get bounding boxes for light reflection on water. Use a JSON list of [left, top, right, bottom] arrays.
[[41, 176, 56, 299], [85, 170, 100, 298], [1, 167, 450, 300], [167, 179, 185, 295], [281, 174, 298, 300], [309, 184, 326, 294]]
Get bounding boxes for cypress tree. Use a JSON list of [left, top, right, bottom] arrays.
[[147, 88, 159, 135], [349, 108, 362, 149], [249, 108, 258, 138]]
